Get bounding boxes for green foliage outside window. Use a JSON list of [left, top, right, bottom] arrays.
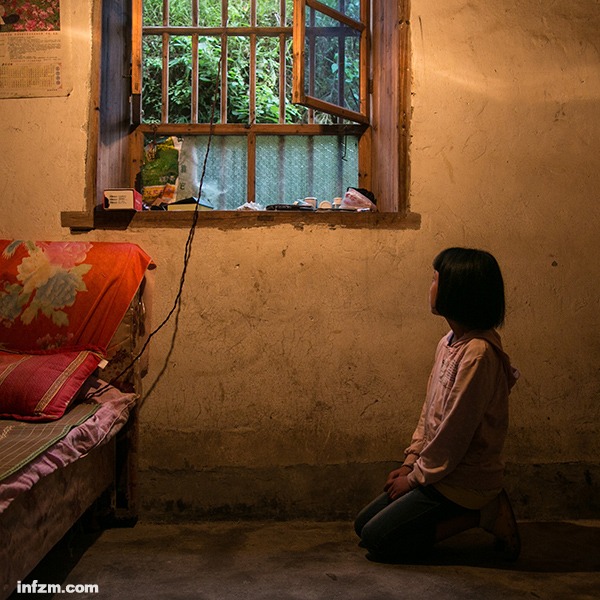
[[142, 0, 361, 125]]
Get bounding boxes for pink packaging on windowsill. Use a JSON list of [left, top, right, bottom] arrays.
[[103, 189, 143, 211]]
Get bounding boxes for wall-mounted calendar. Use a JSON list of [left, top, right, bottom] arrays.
[[0, 0, 72, 98]]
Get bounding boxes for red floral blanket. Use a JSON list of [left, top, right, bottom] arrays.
[[0, 240, 152, 355]]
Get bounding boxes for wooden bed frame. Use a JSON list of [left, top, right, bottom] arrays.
[[1, 441, 115, 597], [0, 281, 148, 600]]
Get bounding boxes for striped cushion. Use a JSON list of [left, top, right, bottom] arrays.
[[0, 350, 101, 421]]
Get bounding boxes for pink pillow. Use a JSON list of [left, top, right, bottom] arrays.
[[0, 350, 101, 421]]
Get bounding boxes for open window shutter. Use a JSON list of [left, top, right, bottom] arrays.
[[292, 0, 369, 125]]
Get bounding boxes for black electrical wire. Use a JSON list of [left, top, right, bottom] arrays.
[[89, 62, 221, 399]]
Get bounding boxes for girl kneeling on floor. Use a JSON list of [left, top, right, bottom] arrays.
[[355, 247, 521, 562]]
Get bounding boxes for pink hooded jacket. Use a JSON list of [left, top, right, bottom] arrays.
[[405, 329, 519, 492]]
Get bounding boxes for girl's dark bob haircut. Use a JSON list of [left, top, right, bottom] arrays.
[[433, 247, 505, 330]]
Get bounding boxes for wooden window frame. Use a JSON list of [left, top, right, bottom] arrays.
[[62, 0, 416, 231]]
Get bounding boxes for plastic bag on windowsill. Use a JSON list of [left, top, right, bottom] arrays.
[[339, 187, 377, 212], [236, 202, 264, 211]]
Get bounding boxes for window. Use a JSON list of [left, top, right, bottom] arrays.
[[63, 0, 412, 229], [134, 0, 367, 210]]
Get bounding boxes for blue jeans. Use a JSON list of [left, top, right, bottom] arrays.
[[354, 486, 474, 560]]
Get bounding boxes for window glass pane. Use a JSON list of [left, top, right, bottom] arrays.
[[342, 34, 360, 113], [317, 0, 360, 20], [305, 9, 360, 115], [177, 136, 248, 210], [311, 135, 359, 198], [170, 0, 192, 26], [142, 35, 162, 123], [227, 0, 251, 26], [255, 135, 359, 205], [227, 37, 250, 123], [169, 36, 193, 123]]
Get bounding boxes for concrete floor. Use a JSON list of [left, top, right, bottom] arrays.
[[12, 520, 600, 600]]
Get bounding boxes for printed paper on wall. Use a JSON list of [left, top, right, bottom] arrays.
[[0, 0, 72, 98]]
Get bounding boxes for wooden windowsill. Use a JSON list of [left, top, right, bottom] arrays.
[[61, 209, 421, 232]]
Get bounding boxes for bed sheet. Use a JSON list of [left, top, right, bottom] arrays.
[[0, 378, 136, 514]]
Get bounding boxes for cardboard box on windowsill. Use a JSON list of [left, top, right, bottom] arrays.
[[103, 189, 143, 211]]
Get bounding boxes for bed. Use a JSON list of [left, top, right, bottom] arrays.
[[0, 240, 153, 600]]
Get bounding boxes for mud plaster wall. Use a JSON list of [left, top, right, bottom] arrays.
[[0, 0, 598, 520]]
